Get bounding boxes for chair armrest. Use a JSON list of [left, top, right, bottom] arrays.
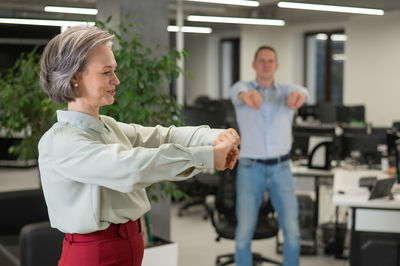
[[205, 195, 215, 211], [205, 195, 218, 228], [0, 241, 19, 266]]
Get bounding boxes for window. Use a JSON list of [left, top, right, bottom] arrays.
[[305, 31, 346, 104]]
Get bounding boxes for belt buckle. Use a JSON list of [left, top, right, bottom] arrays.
[[65, 234, 74, 244], [118, 223, 129, 239]]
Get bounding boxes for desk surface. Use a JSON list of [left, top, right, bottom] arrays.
[[332, 168, 400, 209], [291, 164, 334, 178], [333, 190, 400, 209], [291, 162, 400, 209]]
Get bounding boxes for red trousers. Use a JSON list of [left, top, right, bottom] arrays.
[[58, 220, 144, 266]]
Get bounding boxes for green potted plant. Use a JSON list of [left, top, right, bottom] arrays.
[[0, 47, 64, 165]]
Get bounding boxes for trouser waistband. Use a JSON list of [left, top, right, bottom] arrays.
[[251, 153, 290, 165], [65, 219, 141, 243]]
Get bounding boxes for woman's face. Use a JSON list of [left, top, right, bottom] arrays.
[[75, 44, 120, 108]]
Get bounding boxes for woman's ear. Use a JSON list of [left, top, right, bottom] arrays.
[[70, 73, 81, 96]]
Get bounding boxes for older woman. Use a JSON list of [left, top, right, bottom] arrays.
[[38, 25, 239, 266]]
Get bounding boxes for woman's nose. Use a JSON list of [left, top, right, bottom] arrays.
[[113, 72, 120, 85]]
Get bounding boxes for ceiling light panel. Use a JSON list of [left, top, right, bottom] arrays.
[[185, 0, 259, 7], [44, 6, 98, 15], [187, 15, 285, 26], [0, 18, 95, 27], [168, 26, 213, 33], [277, 2, 384, 16]]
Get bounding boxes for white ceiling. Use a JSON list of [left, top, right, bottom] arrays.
[[0, 0, 399, 29]]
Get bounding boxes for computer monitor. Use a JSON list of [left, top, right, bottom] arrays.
[[337, 105, 365, 125], [297, 104, 318, 121], [341, 127, 388, 166], [387, 129, 400, 183], [318, 102, 338, 124], [182, 106, 227, 129]]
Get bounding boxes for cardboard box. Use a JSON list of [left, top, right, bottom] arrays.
[[142, 237, 178, 266]]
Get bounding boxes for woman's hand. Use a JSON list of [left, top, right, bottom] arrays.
[[215, 128, 240, 146], [213, 139, 239, 171], [214, 128, 240, 170]]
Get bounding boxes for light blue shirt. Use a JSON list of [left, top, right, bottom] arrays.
[[231, 80, 308, 159], [38, 110, 221, 234]]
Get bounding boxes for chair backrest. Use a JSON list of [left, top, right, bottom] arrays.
[[19, 221, 64, 266], [215, 168, 237, 221], [0, 189, 48, 235], [182, 106, 227, 129], [216, 167, 275, 221]]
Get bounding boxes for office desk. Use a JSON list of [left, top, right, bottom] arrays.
[[333, 172, 400, 266], [291, 165, 334, 254]]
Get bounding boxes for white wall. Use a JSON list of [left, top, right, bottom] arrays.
[[240, 25, 294, 83], [184, 29, 240, 105], [344, 11, 400, 126]]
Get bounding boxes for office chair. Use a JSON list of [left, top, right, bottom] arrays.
[[0, 189, 63, 266], [205, 167, 282, 266], [20, 221, 64, 266], [176, 105, 227, 217], [176, 172, 218, 219]]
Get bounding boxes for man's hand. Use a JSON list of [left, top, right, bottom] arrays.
[[238, 91, 263, 110], [215, 128, 240, 146], [213, 140, 239, 171], [286, 91, 306, 110]]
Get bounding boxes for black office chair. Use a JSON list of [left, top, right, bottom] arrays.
[[176, 105, 226, 217], [0, 189, 63, 266], [20, 221, 64, 266], [176, 172, 218, 219], [205, 168, 282, 266]]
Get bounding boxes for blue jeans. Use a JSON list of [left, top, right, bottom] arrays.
[[235, 158, 300, 266]]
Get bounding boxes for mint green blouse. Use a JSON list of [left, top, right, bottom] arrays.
[[38, 110, 220, 234]]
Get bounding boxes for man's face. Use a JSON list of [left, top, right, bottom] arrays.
[[252, 49, 279, 81]]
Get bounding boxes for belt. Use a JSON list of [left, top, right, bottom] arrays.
[[253, 154, 290, 165], [65, 219, 141, 243]]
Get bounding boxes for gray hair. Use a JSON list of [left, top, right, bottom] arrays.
[[40, 25, 114, 103]]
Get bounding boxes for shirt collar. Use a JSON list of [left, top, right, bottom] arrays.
[[57, 110, 105, 132], [251, 80, 280, 91]]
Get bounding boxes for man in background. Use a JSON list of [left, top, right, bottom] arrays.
[[231, 45, 308, 266]]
